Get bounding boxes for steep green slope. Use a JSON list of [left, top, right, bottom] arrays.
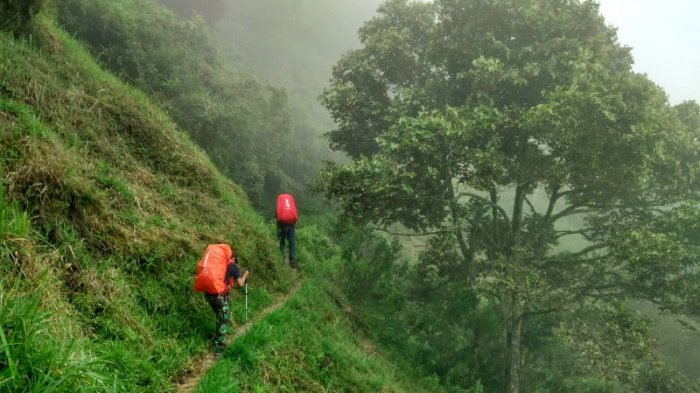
[[0, 10, 289, 392], [0, 7, 446, 393]]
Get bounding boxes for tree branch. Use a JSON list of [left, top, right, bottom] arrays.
[[554, 229, 593, 239], [489, 187, 499, 243], [467, 220, 498, 249], [458, 191, 512, 225], [540, 245, 609, 267], [511, 183, 526, 245], [564, 243, 608, 258], [537, 256, 604, 270], [550, 206, 600, 223], [369, 226, 448, 237], [450, 183, 475, 280], [524, 196, 537, 215], [543, 186, 562, 225]]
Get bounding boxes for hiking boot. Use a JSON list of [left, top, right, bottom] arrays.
[[289, 260, 298, 270]]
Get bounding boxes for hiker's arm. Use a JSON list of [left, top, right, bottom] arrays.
[[236, 269, 249, 287]]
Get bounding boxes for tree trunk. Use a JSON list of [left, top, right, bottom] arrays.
[[505, 316, 523, 393], [511, 184, 526, 248], [447, 182, 474, 280], [504, 308, 524, 393]]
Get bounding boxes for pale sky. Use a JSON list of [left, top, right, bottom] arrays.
[[596, 0, 700, 105]]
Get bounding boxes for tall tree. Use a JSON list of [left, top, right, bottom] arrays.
[[320, 1, 700, 392]]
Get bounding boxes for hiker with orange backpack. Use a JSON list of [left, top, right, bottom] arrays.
[[275, 193, 298, 269], [193, 244, 249, 352]]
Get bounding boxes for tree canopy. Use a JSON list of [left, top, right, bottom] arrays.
[[320, 1, 700, 392]]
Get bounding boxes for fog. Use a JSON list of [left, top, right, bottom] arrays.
[[158, 0, 383, 106], [213, 0, 382, 91]]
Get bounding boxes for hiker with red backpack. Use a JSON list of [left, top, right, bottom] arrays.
[[275, 193, 298, 269], [193, 244, 249, 352]]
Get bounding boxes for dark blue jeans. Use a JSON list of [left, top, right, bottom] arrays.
[[278, 224, 296, 262]]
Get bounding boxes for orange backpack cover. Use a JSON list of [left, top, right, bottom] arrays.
[[276, 193, 298, 224], [193, 244, 232, 294]]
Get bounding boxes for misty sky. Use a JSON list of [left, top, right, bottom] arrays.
[[597, 0, 700, 104]]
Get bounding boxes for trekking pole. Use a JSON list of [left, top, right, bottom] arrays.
[[245, 282, 248, 323]]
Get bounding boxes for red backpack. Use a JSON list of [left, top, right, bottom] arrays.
[[276, 194, 298, 224], [193, 244, 233, 294]]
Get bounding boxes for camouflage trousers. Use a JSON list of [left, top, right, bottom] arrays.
[[205, 293, 231, 350]]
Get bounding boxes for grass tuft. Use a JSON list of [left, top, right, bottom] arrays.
[[0, 279, 111, 392]]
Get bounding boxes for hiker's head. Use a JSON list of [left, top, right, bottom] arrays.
[[231, 250, 238, 263]]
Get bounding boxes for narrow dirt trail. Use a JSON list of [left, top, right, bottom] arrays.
[[174, 278, 303, 393]]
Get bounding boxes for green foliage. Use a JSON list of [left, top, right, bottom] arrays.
[[332, 223, 502, 391], [675, 101, 700, 135], [332, 218, 700, 393], [0, 0, 43, 35], [320, 0, 700, 392]]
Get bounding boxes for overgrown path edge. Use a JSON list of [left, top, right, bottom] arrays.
[[174, 276, 304, 393]]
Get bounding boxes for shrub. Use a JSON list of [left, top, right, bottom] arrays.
[[0, 0, 43, 35]]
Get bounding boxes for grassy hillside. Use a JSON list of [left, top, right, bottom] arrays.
[[0, 6, 445, 393], [0, 9, 290, 392]]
